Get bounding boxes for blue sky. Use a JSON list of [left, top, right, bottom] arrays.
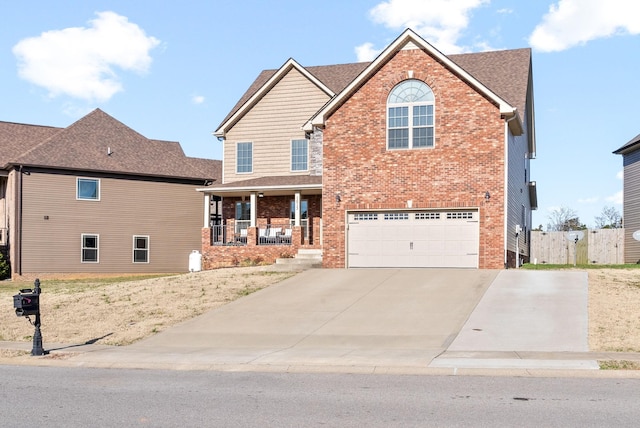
[[2, 0, 639, 229]]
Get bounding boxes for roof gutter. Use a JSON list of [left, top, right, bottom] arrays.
[[503, 112, 518, 268]]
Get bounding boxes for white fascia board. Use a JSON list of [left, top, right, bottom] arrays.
[[310, 28, 517, 128], [196, 183, 322, 194], [216, 58, 335, 138]]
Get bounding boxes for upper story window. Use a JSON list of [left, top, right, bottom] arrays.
[[77, 178, 100, 201], [291, 139, 308, 171], [387, 80, 435, 150], [236, 142, 253, 173]]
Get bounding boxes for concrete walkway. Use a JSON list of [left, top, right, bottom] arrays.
[[3, 268, 639, 374]]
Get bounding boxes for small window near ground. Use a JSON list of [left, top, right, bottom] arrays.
[[77, 178, 100, 200], [133, 236, 149, 263], [81, 234, 99, 263]]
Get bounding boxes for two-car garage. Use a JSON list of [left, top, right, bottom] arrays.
[[347, 209, 479, 268]]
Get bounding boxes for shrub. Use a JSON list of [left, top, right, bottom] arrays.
[[0, 252, 9, 280]]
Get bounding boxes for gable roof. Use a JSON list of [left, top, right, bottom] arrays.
[[1, 109, 220, 182], [214, 58, 359, 138], [308, 29, 524, 133], [217, 29, 532, 138], [613, 133, 640, 155]]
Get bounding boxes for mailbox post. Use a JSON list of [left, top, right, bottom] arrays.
[[12, 278, 44, 356]]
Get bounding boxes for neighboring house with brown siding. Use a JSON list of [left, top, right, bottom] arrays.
[[199, 29, 537, 269], [0, 109, 220, 277], [614, 133, 640, 262]]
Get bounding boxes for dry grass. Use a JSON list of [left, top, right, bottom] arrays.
[[0, 267, 294, 346], [588, 269, 640, 352], [1, 267, 639, 354]]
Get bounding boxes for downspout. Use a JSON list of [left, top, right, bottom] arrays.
[[504, 111, 518, 268], [15, 166, 23, 276]]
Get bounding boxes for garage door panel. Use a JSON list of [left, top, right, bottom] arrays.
[[348, 210, 479, 268]]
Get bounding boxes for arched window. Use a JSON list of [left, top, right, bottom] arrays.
[[387, 80, 434, 149]]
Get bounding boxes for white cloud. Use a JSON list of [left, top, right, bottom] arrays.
[[529, 0, 640, 52], [606, 191, 623, 205], [366, 0, 489, 54], [192, 95, 205, 105], [578, 197, 598, 204], [13, 11, 160, 102], [616, 170, 624, 180], [355, 42, 382, 62]]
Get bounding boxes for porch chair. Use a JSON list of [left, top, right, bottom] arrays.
[[267, 227, 281, 244], [281, 228, 292, 244], [258, 228, 268, 244]]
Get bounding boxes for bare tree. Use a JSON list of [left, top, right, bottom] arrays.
[[594, 206, 622, 229], [546, 206, 586, 231]]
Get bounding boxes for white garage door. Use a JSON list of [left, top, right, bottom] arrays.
[[347, 210, 479, 268]]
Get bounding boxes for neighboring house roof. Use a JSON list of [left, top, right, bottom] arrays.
[[613, 133, 640, 155], [216, 29, 531, 138], [1, 109, 221, 182], [0, 121, 61, 164]]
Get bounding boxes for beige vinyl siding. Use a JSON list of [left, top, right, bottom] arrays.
[[20, 171, 203, 273], [223, 68, 331, 183]]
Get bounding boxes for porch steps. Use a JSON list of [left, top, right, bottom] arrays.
[[273, 249, 322, 271]]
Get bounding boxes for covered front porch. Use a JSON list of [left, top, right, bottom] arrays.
[[198, 176, 322, 269]]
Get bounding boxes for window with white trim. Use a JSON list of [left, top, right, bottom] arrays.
[[133, 236, 149, 263], [77, 178, 100, 200], [81, 234, 99, 263], [236, 142, 253, 173], [387, 80, 434, 149], [291, 139, 308, 171]]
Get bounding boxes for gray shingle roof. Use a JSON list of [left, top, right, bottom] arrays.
[[1, 109, 221, 182], [210, 175, 322, 190], [216, 47, 532, 133], [613, 133, 640, 155]]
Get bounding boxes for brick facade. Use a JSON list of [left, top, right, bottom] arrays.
[[201, 194, 322, 269], [322, 48, 506, 269]]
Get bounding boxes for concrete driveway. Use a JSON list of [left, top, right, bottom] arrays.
[[72, 268, 593, 371], [74, 269, 497, 369]]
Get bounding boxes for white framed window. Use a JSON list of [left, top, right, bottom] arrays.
[[236, 142, 253, 173], [235, 201, 251, 232], [133, 235, 149, 263], [81, 234, 99, 263], [290, 199, 309, 238], [387, 80, 434, 149], [77, 178, 100, 201], [291, 139, 308, 171]]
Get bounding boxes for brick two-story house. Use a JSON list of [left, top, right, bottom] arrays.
[[200, 29, 537, 269]]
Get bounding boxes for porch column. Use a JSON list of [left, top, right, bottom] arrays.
[[250, 192, 257, 227], [294, 191, 301, 227], [203, 193, 211, 227]]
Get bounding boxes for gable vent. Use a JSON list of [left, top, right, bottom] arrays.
[[402, 41, 420, 51]]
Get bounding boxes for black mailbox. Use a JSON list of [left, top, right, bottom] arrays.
[[13, 292, 39, 317]]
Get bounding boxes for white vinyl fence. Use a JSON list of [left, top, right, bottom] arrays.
[[530, 229, 624, 265]]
